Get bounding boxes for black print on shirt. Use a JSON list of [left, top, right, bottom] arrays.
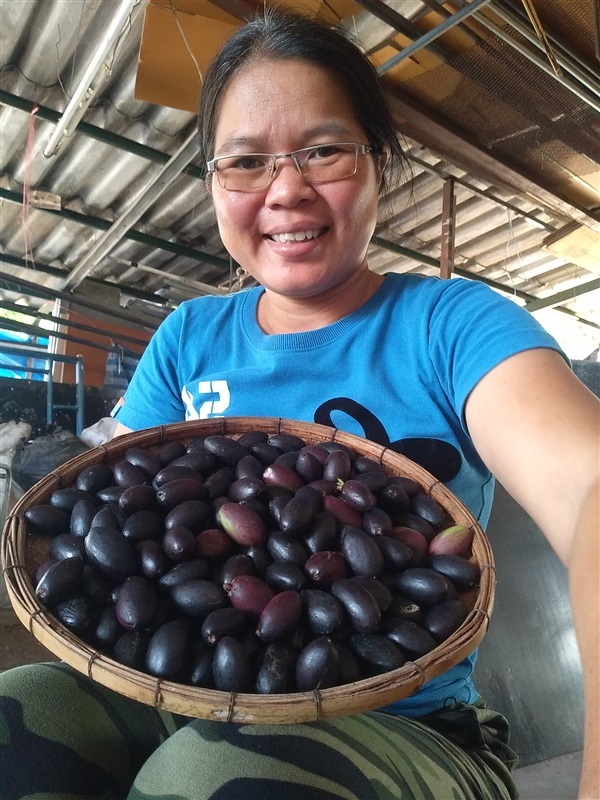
[[313, 398, 462, 483]]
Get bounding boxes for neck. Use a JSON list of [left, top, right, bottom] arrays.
[[257, 269, 384, 334]]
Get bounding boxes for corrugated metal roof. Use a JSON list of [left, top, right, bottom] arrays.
[[1, 0, 598, 350]]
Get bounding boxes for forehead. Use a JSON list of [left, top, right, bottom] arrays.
[[213, 58, 363, 152]]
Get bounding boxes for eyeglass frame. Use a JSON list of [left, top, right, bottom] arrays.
[[205, 142, 375, 191]]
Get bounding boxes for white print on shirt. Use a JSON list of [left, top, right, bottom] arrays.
[[182, 380, 231, 419]]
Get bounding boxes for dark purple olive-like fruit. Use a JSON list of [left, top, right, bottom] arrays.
[[301, 511, 338, 555], [171, 579, 227, 618], [70, 497, 98, 538], [50, 488, 91, 513], [381, 616, 437, 658], [217, 502, 267, 547], [226, 575, 274, 618], [218, 554, 255, 587], [330, 578, 381, 633], [153, 465, 203, 488], [157, 479, 205, 510], [113, 460, 148, 489], [393, 513, 436, 542], [361, 507, 393, 537], [423, 599, 469, 642], [202, 607, 248, 644], [301, 588, 345, 636], [278, 486, 320, 535], [374, 536, 413, 572], [124, 446, 162, 479], [304, 551, 347, 587], [322, 495, 362, 527], [212, 636, 253, 692], [93, 607, 122, 649], [163, 525, 196, 562], [266, 531, 308, 567], [122, 509, 163, 542], [158, 559, 209, 591], [235, 454, 266, 482], [340, 480, 375, 512], [296, 636, 340, 691], [428, 554, 480, 591], [228, 477, 266, 502], [158, 440, 187, 466], [84, 525, 138, 582], [411, 495, 447, 529], [204, 435, 249, 465], [113, 630, 149, 670], [49, 533, 85, 562], [75, 464, 113, 494], [137, 539, 171, 580], [255, 641, 297, 694], [349, 633, 405, 675], [54, 595, 94, 633], [256, 590, 302, 642], [164, 500, 211, 532], [24, 505, 69, 535], [340, 525, 385, 578], [264, 561, 307, 593], [392, 568, 449, 608], [236, 430, 269, 448], [145, 620, 190, 680], [262, 464, 304, 492], [35, 557, 84, 605], [115, 576, 158, 631], [195, 528, 234, 561], [118, 484, 157, 516]]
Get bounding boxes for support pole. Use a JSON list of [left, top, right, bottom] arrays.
[[440, 177, 456, 279]]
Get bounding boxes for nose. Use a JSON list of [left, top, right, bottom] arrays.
[[266, 156, 314, 206]]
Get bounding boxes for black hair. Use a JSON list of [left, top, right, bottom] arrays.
[[197, 7, 408, 194]]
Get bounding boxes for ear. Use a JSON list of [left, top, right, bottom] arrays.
[[205, 175, 214, 196]]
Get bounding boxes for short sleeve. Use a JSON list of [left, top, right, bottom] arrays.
[[113, 307, 187, 430], [427, 279, 567, 426]]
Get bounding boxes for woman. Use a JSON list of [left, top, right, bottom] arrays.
[[1, 9, 597, 800]]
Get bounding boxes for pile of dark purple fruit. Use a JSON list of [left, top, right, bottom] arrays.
[[24, 430, 480, 694]]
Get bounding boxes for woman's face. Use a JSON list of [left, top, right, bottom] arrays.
[[209, 59, 383, 301]]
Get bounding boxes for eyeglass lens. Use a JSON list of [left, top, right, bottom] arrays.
[[211, 143, 366, 190]]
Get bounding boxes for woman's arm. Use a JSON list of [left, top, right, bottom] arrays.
[[465, 348, 599, 800]]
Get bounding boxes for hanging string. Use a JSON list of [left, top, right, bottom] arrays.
[[502, 208, 520, 298], [21, 104, 39, 271]]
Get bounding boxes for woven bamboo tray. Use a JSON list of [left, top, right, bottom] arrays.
[[2, 417, 495, 724]]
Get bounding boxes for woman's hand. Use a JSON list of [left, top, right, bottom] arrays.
[[111, 422, 133, 438], [465, 348, 599, 800]]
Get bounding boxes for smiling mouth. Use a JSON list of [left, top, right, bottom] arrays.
[[268, 228, 325, 243]]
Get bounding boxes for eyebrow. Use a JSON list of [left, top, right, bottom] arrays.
[[215, 122, 358, 156]]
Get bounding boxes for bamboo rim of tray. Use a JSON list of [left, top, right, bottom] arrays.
[[2, 417, 495, 724]]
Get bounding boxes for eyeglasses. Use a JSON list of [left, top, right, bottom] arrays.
[[206, 142, 374, 191]]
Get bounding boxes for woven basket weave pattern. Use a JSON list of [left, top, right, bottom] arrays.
[[1, 417, 495, 724]]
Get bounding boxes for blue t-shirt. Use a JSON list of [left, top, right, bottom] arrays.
[[116, 272, 564, 716]]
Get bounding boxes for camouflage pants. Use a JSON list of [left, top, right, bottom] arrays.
[[0, 663, 519, 800]]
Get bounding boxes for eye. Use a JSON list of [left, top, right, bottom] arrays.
[[309, 144, 344, 161], [228, 155, 269, 171]]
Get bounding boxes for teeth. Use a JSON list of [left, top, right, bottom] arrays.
[[271, 229, 322, 243]]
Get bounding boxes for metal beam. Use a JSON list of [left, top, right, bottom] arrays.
[[0, 90, 204, 179], [385, 93, 600, 233], [62, 131, 201, 290], [376, 0, 493, 74], [353, 0, 450, 63], [0, 187, 229, 270], [523, 278, 600, 313], [371, 235, 600, 329]]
